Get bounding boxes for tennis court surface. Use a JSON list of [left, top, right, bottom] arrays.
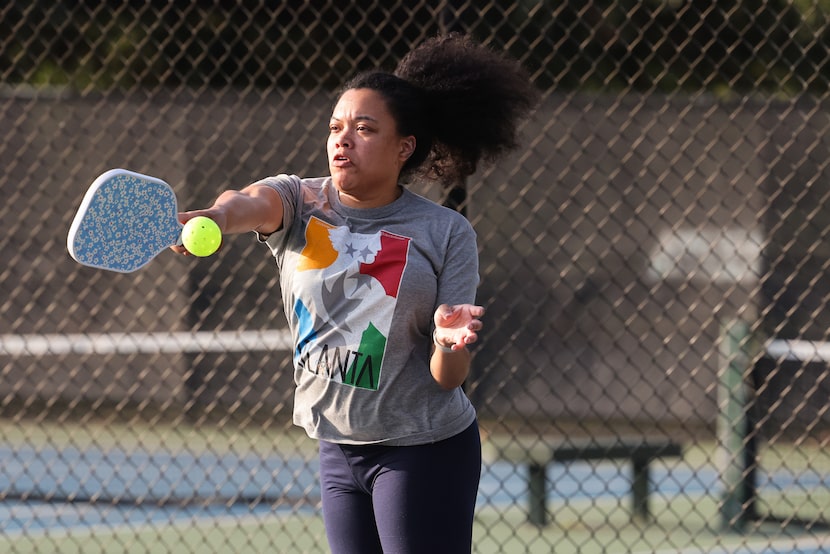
[[1, 422, 828, 553]]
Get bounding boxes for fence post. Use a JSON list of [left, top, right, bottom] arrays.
[[717, 319, 753, 532]]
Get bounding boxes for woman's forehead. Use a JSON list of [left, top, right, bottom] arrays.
[[332, 88, 391, 119]]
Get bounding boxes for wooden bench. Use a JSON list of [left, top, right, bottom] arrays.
[[483, 436, 683, 526]]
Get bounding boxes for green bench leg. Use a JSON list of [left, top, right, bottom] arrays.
[[528, 463, 547, 526], [526, 455, 661, 525], [631, 457, 650, 520]]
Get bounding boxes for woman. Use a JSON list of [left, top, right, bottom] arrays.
[[174, 34, 537, 553]]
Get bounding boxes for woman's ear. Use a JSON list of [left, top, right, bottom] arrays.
[[400, 136, 416, 161]]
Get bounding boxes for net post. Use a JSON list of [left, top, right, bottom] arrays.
[[717, 319, 754, 532]]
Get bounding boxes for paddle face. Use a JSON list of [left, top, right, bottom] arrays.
[[67, 169, 182, 273]]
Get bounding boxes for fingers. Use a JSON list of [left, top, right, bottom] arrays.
[[173, 210, 224, 256], [435, 304, 485, 322], [172, 212, 198, 255], [177, 210, 215, 226], [466, 318, 484, 332], [433, 304, 486, 347], [455, 325, 481, 348], [468, 305, 485, 318]]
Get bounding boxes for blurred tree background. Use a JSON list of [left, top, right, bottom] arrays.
[[4, 0, 830, 95]]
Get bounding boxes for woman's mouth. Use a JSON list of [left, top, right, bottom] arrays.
[[331, 155, 352, 168]]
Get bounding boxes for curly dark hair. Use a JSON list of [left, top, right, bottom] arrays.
[[339, 34, 539, 185]]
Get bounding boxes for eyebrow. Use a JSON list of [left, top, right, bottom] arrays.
[[330, 115, 379, 123]]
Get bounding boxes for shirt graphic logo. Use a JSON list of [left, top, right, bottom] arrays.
[[294, 216, 410, 390]]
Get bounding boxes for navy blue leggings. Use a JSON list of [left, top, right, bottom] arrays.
[[318, 421, 481, 554]]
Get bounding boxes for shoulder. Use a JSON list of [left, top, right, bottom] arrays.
[[404, 189, 475, 233], [403, 188, 467, 218]]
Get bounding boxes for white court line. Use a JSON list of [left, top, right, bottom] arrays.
[[765, 339, 830, 362], [0, 503, 313, 540], [0, 330, 292, 356], [659, 533, 830, 554]]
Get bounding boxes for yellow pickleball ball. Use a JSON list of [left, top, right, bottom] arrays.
[[181, 216, 222, 257]]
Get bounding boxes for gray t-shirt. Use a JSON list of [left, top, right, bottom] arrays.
[[258, 174, 478, 445]]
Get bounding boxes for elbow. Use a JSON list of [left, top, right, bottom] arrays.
[[438, 378, 465, 391], [430, 368, 469, 390]]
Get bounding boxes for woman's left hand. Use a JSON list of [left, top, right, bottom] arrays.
[[433, 304, 485, 351]]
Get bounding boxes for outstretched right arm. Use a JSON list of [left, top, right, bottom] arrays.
[[172, 183, 284, 254]]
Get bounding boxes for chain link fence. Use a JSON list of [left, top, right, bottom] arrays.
[[3, 0, 830, 552]]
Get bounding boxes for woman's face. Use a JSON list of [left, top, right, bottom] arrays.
[[327, 88, 415, 208]]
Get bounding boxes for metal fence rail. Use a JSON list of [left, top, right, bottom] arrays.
[[3, 1, 830, 552]]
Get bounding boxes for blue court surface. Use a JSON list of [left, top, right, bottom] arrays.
[[0, 444, 828, 553]]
